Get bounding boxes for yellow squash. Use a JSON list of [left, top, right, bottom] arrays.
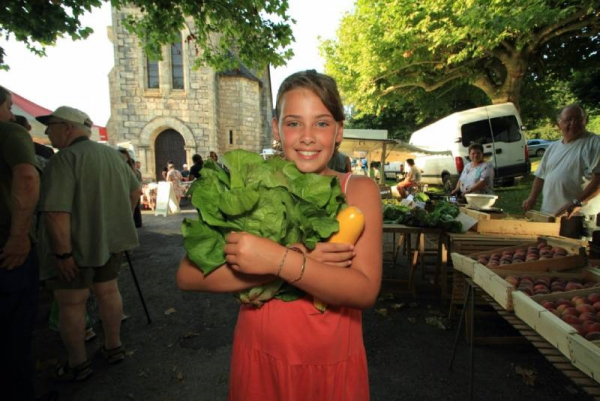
[[314, 206, 365, 313]]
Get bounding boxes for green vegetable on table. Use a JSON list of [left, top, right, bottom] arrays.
[[181, 149, 346, 307], [383, 201, 462, 233]]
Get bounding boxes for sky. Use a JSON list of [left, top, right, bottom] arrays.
[[0, 0, 354, 127]]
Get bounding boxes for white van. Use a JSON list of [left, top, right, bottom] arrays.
[[409, 103, 530, 190]]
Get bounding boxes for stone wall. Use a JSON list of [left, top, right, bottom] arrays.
[[107, 6, 273, 180]]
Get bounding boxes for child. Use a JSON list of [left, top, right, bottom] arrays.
[[177, 70, 382, 400]]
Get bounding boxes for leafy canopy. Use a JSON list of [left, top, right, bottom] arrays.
[[322, 0, 599, 114], [0, 0, 294, 71]]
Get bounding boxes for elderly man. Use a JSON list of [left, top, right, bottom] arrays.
[[0, 86, 41, 400], [523, 104, 600, 230], [37, 106, 141, 381]]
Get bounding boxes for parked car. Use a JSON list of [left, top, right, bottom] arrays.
[[383, 161, 405, 181], [527, 139, 552, 157]]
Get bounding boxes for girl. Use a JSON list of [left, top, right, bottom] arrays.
[[177, 70, 382, 400]]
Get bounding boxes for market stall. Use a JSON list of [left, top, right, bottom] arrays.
[[445, 230, 600, 397]]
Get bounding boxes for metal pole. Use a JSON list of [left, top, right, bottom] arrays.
[[125, 251, 152, 325], [448, 282, 471, 370]]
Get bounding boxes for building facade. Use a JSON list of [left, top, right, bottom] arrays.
[[107, 6, 273, 181]]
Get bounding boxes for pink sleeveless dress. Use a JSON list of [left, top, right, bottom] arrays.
[[228, 173, 369, 401]]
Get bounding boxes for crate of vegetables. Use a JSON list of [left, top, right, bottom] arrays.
[[513, 285, 600, 383]]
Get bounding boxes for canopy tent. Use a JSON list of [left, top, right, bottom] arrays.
[[338, 130, 452, 182], [9, 90, 108, 145]]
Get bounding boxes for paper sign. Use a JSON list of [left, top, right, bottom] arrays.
[[455, 212, 479, 232], [155, 182, 181, 217], [415, 201, 426, 209], [400, 199, 414, 208]]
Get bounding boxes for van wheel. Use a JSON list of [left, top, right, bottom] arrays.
[[536, 148, 545, 157]]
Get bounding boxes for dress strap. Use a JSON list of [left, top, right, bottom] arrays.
[[340, 172, 353, 195]]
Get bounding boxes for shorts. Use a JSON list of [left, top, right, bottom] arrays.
[[46, 253, 123, 290]]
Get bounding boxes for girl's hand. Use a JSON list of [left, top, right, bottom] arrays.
[[301, 242, 355, 267], [224, 231, 282, 275]]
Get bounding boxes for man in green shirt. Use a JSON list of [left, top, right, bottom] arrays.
[[37, 106, 142, 380], [0, 86, 41, 400]]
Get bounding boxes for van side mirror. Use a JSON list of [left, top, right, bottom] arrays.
[[521, 125, 527, 131]]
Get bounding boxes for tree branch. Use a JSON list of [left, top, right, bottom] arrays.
[[534, 10, 599, 47], [380, 70, 467, 95], [374, 60, 445, 82]]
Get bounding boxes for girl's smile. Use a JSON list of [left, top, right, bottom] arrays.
[[273, 88, 343, 175]]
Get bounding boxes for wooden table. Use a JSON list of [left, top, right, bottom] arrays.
[[383, 224, 446, 298]]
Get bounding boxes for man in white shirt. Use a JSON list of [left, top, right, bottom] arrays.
[[523, 104, 600, 222]]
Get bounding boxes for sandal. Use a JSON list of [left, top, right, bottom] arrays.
[[100, 345, 126, 365], [52, 360, 93, 382]]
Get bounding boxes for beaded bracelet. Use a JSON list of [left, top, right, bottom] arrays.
[[288, 246, 307, 284], [276, 247, 291, 277]]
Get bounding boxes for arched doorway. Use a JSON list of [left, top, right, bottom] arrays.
[[154, 129, 186, 181]]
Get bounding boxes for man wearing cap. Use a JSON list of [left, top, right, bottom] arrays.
[[0, 86, 41, 400], [37, 106, 142, 380]]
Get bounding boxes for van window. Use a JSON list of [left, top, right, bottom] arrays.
[[461, 115, 521, 147], [490, 116, 521, 143], [461, 120, 492, 147]]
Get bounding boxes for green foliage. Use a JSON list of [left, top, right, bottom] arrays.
[[181, 149, 346, 307], [0, 0, 294, 71], [322, 0, 599, 114]]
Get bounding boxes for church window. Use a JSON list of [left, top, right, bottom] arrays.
[[229, 130, 234, 145], [147, 57, 159, 89], [171, 40, 184, 90]]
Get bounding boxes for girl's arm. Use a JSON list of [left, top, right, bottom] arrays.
[[177, 256, 274, 292], [225, 176, 382, 309], [177, 237, 355, 293]]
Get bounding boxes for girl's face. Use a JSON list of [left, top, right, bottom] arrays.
[[0, 94, 14, 123], [272, 88, 343, 175], [469, 148, 483, 163]]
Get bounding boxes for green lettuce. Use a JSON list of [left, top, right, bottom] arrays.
[[182, 149, 346, 305]]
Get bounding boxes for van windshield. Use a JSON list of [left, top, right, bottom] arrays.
[[461, 115, 521, 147]]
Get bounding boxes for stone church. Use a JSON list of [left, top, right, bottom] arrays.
[[106, 6, 274, 181]]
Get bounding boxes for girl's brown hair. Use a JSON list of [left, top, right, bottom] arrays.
[[275, 70, 345, 123]]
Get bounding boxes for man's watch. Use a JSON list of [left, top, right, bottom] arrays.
[[54, 252, 73, 260], [572, 199, 583, 207]]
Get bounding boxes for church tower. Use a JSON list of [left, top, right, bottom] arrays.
[[107, 6, 273, 181]]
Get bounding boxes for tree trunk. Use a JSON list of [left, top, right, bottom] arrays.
[[476, 55, 528, 112]]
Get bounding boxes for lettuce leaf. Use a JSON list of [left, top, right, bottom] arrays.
[[182, 149, 346, 305]]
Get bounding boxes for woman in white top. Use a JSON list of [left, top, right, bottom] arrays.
[[450, 143, 494, 196]]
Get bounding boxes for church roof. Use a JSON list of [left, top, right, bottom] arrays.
[[218, 55, 262, 84]]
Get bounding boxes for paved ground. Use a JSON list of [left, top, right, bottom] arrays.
[[33, 206, 594, 400]]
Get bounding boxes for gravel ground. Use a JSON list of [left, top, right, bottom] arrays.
[[32, 207, 594, 400]]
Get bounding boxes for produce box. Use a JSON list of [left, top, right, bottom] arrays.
[[470, 241, 586, 273], [451, 239, 586, 278], [473, 264, 515, 310], [448, 232, 535, 255], [477, 267, 600, 311], [513, 291, 579, 361], [459, 208, 561, 235], [514, 286, 600, 383]]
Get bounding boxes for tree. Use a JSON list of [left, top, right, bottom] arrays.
[[0, 0, 294, 71], [322, 0, 599, 114]]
